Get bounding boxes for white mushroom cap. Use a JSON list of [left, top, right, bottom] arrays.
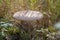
[[13, 10, 43, 21]]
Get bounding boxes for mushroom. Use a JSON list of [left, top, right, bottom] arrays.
[[13, 10, 43, 39]]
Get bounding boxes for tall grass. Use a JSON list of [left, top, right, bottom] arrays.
[[0, 0, 60, 40]]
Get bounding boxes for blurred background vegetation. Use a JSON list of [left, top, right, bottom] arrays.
[[0, 0, 60, 40]]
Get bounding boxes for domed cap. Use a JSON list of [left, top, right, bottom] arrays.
[[13, 10, 43, 21]]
